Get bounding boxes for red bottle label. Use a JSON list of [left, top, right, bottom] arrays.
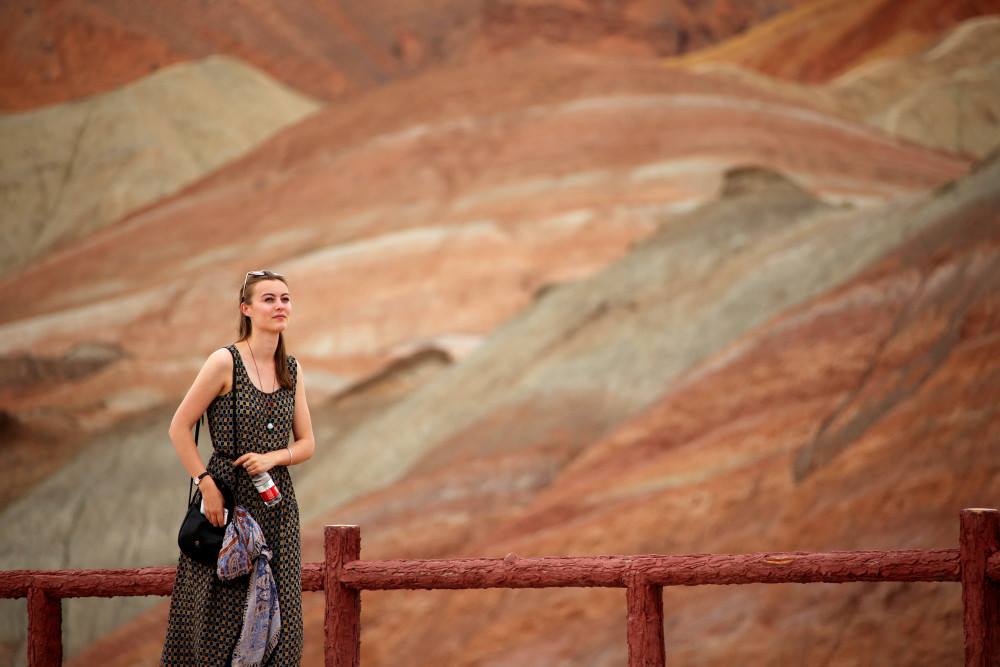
[[259, 483, 280, 502]]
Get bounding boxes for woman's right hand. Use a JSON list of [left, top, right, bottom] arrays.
[[199, 477, 226, 528]]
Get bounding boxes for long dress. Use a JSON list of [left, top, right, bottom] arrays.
[[161, 344, 303, 666]]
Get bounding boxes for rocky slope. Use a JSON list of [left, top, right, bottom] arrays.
[[465, 0, 813, 59], [343, 150, 998, 667], [0, 55, 321, 279], [0, 0, 805, 111], [666, 0, 1000, 83], [0, 0, 475, 110], [679, 14, 1000, 159], [828, 14, 1000, 159], [0, 45, 967, 508]]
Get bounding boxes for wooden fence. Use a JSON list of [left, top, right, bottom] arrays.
[[1, 508, 997, 666]]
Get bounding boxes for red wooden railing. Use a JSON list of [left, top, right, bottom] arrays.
[[1, 508, 998, 666]]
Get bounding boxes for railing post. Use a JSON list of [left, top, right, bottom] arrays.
[[325, 525, 361, 667], [960, 508, 1000, 666], [626, 574, 665, 667], [27, 585, 61, 667]]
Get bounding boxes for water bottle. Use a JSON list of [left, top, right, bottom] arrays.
[[251, 471, 282, 506]]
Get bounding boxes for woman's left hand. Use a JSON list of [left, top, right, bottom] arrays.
[[233, 452, 277, 476]]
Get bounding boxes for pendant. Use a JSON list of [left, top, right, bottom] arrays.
[[267, 422, 275, 430]]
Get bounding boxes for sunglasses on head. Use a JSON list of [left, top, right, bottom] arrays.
[[241, 270, 285, 301]]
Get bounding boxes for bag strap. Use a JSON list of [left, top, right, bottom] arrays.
[[186, 345, 240, 507], [186, 416, 201, 506], [231, 344, 240, 459]]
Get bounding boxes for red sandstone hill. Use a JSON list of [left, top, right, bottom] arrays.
[[463, 0, 813, 59], [666, 0, 1000, 83], [359, 155, 999, 666], [678, 14, 1000, 160], [0, 44, 967, 507], [0, 55, 322, 283], [293, 153, 1000, 667], [0, 0, 806, 112], [0, 0, 468, 110]]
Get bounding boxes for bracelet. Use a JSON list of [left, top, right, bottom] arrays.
[[194, 471, 211, 485], [286, 446, 293, 466]]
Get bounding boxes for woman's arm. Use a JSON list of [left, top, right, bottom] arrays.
[[168, 348, 231, 479], [287, 359, 316, 465], [168, 348, 231, 526]]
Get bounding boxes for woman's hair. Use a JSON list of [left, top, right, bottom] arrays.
[[237, 270, 293, 390]]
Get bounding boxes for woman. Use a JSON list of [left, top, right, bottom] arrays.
[[161, 270, 315, 666]]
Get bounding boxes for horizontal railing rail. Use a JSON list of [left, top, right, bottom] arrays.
[[331, 548, 964, 588]]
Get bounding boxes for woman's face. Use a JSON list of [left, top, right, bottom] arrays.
[[241, 279, 291, 333]]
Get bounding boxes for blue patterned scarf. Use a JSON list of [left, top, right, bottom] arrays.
[[217, 505, 281, 666]]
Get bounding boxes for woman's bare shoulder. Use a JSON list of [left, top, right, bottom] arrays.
[[206, 346, 235, 394], [207, 346, 235, 367]]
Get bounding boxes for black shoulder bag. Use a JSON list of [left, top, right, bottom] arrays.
[[177, 350, 239, 567]]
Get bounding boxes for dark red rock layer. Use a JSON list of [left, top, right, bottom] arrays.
[[0, 0, 807, 111]]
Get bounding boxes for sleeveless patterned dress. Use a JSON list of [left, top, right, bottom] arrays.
[[161, 344, 303, 666]]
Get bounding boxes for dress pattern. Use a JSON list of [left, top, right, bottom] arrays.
[[161, 344, 302, 666]]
